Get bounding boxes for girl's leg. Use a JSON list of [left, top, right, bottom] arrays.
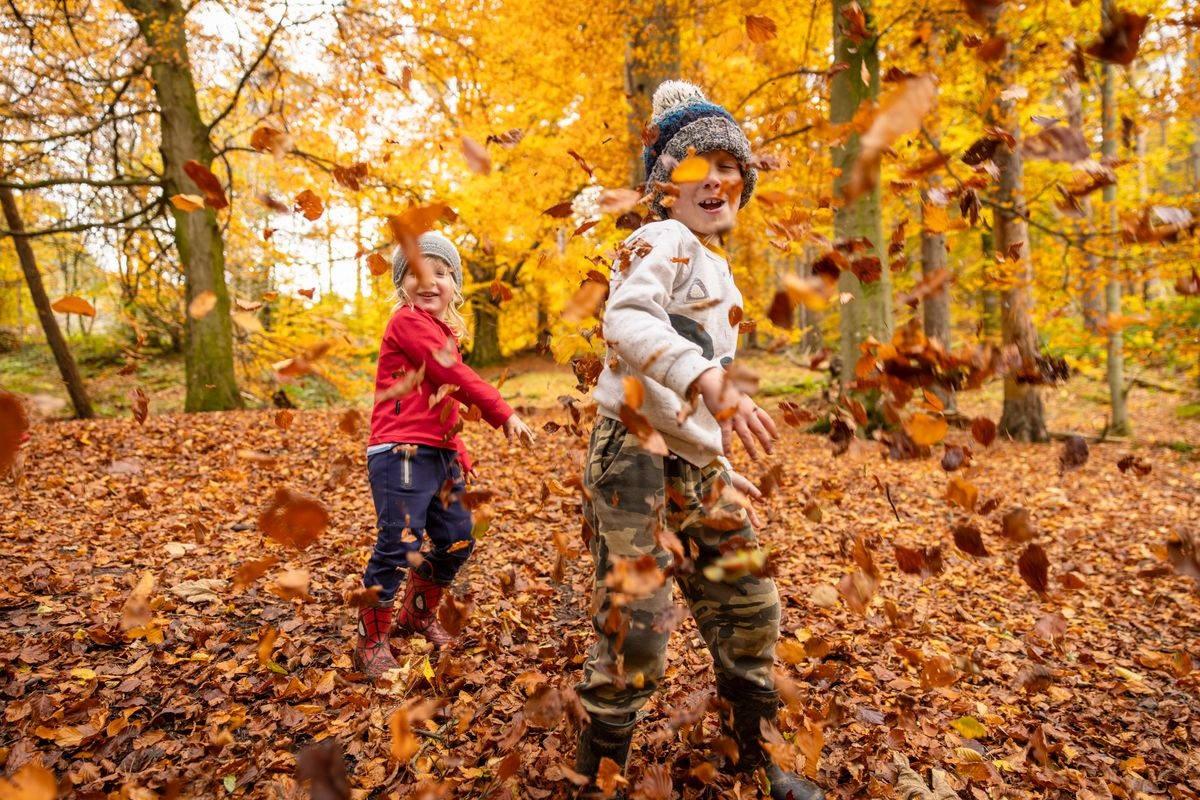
[[421, 449, 475, 582], [362, 446, 433, 602]]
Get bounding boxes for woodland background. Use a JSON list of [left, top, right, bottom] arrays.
[[1, 0, 1199, 798]]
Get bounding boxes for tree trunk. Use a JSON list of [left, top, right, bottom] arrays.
[[467, 298, 503, 367], [832, 0, 892, 388], [1100, 0, 1129, 435], [987, 32, 1047, 442], [0, 187, 95, 419], [1062, 69, 1103, 333], [123, 0, 242, 412], [623, 0, 680, 188]]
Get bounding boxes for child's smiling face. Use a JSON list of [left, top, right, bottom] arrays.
[[400, 256, 456, 319], [667, 150, 743, 237]]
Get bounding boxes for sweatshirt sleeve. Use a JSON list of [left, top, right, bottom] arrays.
[[603, 223, 714, 399], [392, 308, 514, 429]]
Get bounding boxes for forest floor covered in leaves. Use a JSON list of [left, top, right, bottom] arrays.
[[2, 380, 1199, 799]]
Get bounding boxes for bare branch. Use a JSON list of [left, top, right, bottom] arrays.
[[0, 176, 161, 190], [206, 16, 286, 134]]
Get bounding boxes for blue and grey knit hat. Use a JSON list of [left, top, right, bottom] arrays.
[[392, 231, 463, 290], [642, 80, 757, 219]]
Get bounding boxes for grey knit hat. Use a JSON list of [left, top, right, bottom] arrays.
[[392, 231, 463, 290], [642, 80, 757, 219]]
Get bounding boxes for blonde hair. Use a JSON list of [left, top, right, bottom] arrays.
[[392, 256, 471, 345]]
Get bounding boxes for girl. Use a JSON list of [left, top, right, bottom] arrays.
[[354, 231, 533, 680]]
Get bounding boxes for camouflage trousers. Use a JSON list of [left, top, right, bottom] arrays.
[[576, 416, 781, 719]]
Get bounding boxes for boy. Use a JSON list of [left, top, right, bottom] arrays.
[[574, 81, 825, 800]]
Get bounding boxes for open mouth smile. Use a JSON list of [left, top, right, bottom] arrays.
[[699, 198, 725, 212]]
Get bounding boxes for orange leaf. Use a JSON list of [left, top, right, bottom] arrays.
[[257, 488, 329, 550], [169, 194, 205, 212], [745, 14, 778, 43], [0, 761, 57, 800], [51, 295, 96, 317], [461, 135, 492, 175], [294, 189, 324, 221], [945, 476, 978, 511], [623, 376, 645, 410], [0, 390, 30, 473], [188, 290, 218, 319], [671, 153, 709, 184], [904, 412, 947, 446], [367, 252, 391, 277], [250, 126, 292, 156]]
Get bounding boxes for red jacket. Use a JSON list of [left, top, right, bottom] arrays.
[[369, 306, 513, 472]]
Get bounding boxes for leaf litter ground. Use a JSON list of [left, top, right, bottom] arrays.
[[1, 389, 1198, 799]]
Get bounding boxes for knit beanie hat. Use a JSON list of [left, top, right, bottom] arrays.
[[392, 231, 463, 291], [642, 80, 757, 219]]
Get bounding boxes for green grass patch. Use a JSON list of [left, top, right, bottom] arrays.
[[1176, 402, 1200, 420]]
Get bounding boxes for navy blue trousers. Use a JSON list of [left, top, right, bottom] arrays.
[[363, 444, 475, 602]]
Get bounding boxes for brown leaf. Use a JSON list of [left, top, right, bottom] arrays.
[[1085, 9, 1148, 65], [274, 409, 295, 431], [1116, 454, 1152, 476], [971, 417, 997, 447], [295, 189, 325, 221], [258, 488, 329, 551], [618, 404, 668, 456], [1059, 435, 1089, 474], [843, 76, 937, 201], [1018, 543, 1050, 597], [461, 135, 492, 174], [919, 654, 958, 689], [1001, 507, 1037, 542], [567, 149, 595, 178], [542, 201, 574, 218], [598, 188, 643, 215], [234, 556, 280, 589], [631, 763, 673, 800], [120, 571, 155, 632], [945, 476, 978, 511], [129, 387, 149, 425], [745, 14, 778, 42], [295, 737, 350, 800], [953, 523, 989, 557], [332, 162, 368, 191], [905, 412, 948, 446], [51, 295, 96, 317], [486, 128, 525, 147], [1023, 127, 1091, 163], [437, 590, 472, 637], [596, 757, 629, 796], [182, 160, 228, 210]]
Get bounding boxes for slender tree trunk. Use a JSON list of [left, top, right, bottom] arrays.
[[0, 187, 95, 419], [986, 27, 1047, 442], [1100, 0, 1129, 435], [123, 0, 242, 412], [1063, 70, 1104, 333], [623, 0, 680, 187], [832, 0, 892, 388], [979, 231, 999, 339]]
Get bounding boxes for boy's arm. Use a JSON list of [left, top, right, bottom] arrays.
[[603, 230, 711, 400]]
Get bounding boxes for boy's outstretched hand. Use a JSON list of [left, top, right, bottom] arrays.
[[503, 414, 536, 448], [692, 367, 778, 460]]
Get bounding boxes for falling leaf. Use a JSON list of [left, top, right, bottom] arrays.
[[51, 295, 96, 317], [1000, 507, 1036, 542], [461, 135, 492, 174], [182, 160, 228, 210], [366, 253, 391, 277], [843, 76, 937, 201], [567, 149, 594, 178], [1059, 435, 1089, 474], [188, 290, 218, 319], [295, 737, 350, 800], [332, 162, 368, 191], [945, 476, 978, 511], [919, 654, 958, 689], [257, 488, 329, 550], [971, 417, 997, 447], [234, 556, 280, 589], [745, 14, 778, 42], [1023, 127, 1091, 163], [542, 201, 574, 218], [1117, 454, 1152, 476], [170, 194, 205, 212], [905, 413, 948, 446], [250, 126, 292, 156], [129, 387, 149, 425], [0, 761, 57, 800], [294, 189, 324, 221], [1085, 9, 1148, 65], [274, 409, 295, 431], [1018, 543, 1050, 597], [272, 568, 312, 601], [953, 523, 989, 557], [486, 128, 525, 147], [599, 188, 643, 215], [120, 571, 155, 632], [671, 153, 710, 184]]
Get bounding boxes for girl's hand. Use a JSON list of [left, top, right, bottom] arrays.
[[729, 470, 764, 528], [503, 414, 535, 448]]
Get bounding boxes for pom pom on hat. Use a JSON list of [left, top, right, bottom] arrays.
[[641, 80, 757, 219], [392, 231, 463, 291]]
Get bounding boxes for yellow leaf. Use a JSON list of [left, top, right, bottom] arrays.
[[950, 716, 988, 739], [231, 312, 263, 333], [189, 290, 218, 319], [420, 654, 436, 683], [783, 272, 831, 310], [922, 203, 967, 234], [905, 412, 948, 446], [954, 746, 984, 762], [170, 193, 205, 212], [671, 153, 710, 184], [51, 295, 96, 317], [70, 667, 97, 681], [1114, 666, 1144, 682]]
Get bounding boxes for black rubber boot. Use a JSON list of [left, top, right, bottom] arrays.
[[574, 713, 636, 799], [718, 678, 826, 800]]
